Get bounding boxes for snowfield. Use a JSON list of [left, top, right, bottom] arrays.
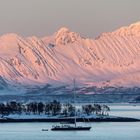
[[0, 22, 140, 97]]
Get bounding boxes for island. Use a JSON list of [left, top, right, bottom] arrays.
[[0, 100, 139, 123]]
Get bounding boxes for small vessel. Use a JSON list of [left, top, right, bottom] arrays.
[[42, 129, 48, 131], [51, 79, 91, 131], [51, 125, 91, 131]]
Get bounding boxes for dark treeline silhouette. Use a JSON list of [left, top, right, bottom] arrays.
[[0, 100, 110, 117]]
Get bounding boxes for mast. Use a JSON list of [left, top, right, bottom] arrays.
[[73, 79, 76, 127]]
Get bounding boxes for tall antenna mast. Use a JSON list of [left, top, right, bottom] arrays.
[[73, 79, 76, 127]]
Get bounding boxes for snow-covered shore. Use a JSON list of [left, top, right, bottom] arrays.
[[2, 114, 116, 119], [0, 114, 139, 122]]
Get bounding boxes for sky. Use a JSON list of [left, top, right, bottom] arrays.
[[0, 0, 140, 38]]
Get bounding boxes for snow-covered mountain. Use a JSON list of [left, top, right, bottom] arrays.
[[1, 22, 140, 93]]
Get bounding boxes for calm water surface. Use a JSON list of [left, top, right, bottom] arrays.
[[0, 104, 140, 140]]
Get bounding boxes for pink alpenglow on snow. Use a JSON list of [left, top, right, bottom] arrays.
[[0, 22, 140, 88]]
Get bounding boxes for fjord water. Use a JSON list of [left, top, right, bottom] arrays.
[[0, 104, 140, 140]]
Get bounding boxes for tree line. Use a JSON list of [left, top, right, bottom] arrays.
[[0, 100, 110, 117]]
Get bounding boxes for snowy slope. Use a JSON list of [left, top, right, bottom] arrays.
[[1, 22, 140, 93]]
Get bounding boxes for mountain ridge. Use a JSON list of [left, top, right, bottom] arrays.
[[0, 22, 140, 93]]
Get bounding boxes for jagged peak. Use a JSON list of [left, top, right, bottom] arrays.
[[0, 33, 21, 42], [28, 36, 40, 41], [98, 21, 140, 38], [54, 27, 81, 45], [112, 21, 140, 36], [129, 21, 140, 28], [1, 33, 20, 38], [56, 27, 70, 34]]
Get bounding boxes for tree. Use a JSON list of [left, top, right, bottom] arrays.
[[82, 104, 94, 115], [9, 101, 18, 114], [50, 100, 61, 116], [44, 103, 51, 115], [94, 104, 102, 115], [37, 102, 44, 115], [62, 103, 75, 117], [101, 105, 110, 115]]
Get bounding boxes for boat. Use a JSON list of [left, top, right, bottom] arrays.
[[42, 129, 48, 131], [51, 125, 91, 131], [51, 79, 91, 131]]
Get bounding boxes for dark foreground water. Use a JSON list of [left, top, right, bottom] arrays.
[[0, 104, 140, 140]]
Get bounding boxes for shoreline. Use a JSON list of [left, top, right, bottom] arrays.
[[0, 117, 139, 123]]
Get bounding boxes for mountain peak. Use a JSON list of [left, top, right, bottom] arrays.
[[0, 33, 19, 38], [54, 27, 81, 45], [129, 21, 140, 28], [112, 21, 140, 36], [0, 33, 22, 56], [57, 27, 70, 34]]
